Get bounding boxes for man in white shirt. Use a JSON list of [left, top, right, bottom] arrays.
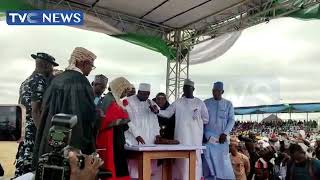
[[125, 83, 161, 179], [125, 83, 160, 145], [156, 79, 209, 180]]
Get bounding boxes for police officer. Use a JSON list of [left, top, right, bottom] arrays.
[[15, 52, 59, 177]]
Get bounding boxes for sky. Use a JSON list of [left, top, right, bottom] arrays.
[[0, 17, 320, 120]]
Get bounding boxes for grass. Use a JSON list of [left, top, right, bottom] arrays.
[[0, 142, 18, 179]]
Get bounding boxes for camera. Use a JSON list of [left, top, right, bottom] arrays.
[[36, 113, 78, 180], [35, 113, 112, 180]]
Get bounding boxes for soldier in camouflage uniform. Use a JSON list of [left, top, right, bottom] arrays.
[[14, 53, 59, 177]]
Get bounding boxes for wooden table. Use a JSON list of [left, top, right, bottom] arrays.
[[125, 145, 205, 180]]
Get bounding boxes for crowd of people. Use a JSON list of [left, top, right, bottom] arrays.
[[227, 129, 320, 180], [232, 120, 318, 136], [10, 47, 320, 180]]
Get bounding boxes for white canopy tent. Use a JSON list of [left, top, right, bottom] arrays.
[[2, 0, 320, 100]]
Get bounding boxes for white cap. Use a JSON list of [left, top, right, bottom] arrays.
[[138, 83, 151, 92]]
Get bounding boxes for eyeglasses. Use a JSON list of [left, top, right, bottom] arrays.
[[87, 62, 96, 70]]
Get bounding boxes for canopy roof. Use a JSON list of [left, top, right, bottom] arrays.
[[80, 0, 247, 29], [1, 0, 320, 101], [235, 103, 320, 115], [1, 0, 320, 61]]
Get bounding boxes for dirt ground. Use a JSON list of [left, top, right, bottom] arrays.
[[0, 142, 18, 179]]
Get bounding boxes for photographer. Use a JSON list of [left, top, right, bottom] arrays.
[[68, 151, 104, 180], [14, 151, 103, 180]]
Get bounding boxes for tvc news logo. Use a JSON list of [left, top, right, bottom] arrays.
[[6, 10, 84, 25]]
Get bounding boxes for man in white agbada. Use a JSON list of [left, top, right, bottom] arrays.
[[156, 79, 209, 180], [125, 83, 161, 179], [202, 82, 235, 180]]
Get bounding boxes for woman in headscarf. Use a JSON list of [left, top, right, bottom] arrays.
[[96, 77, 132, 180]]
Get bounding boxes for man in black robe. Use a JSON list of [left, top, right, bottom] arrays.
[[33, 47, 98, 169]]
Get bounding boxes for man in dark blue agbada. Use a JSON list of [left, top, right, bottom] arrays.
[[15, 52, 59, 177]]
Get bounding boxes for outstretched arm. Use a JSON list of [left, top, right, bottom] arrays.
[[158, 102, 176, 118]]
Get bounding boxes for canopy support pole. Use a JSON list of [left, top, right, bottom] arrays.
[[166, 30, 190, 102]]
